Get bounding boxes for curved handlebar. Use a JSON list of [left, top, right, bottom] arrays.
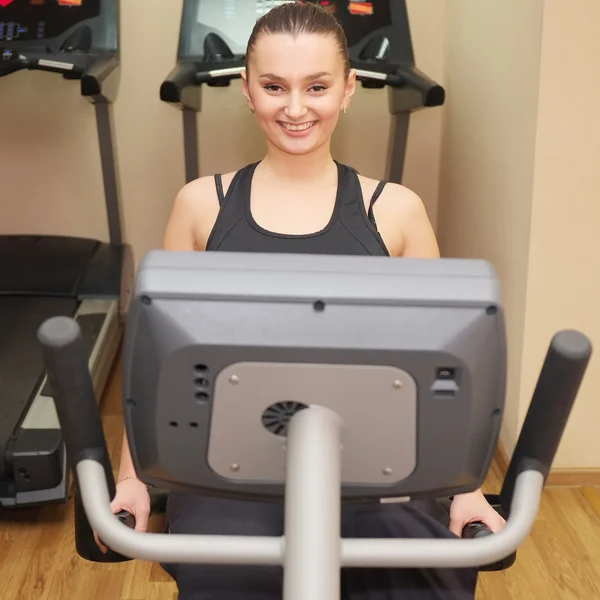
[[75, 460, 544, 568], [38, 317, 592, 570], [96, 508, 515, 571]]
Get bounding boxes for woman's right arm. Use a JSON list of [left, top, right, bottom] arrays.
[[98, 179, 219, 550], [115, 184, 201, 486], [116, 178, 219, 476]]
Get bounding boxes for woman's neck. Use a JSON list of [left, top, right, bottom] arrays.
[[259, 142, 337, 186]]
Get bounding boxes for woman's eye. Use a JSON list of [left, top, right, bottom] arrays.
[[263, 84, 328, 93]]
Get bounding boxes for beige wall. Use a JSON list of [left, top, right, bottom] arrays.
[[437, 0, 544, 456], [0, 0, 446, 265], [438, 0, 599, 469], [519, 0, 600, 469]]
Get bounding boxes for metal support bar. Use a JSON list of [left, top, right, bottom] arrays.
[[387, 113, 410, 184], [183, 107, 199, 183], [283, 406, 342, 600], [95, 101, 123, 246]]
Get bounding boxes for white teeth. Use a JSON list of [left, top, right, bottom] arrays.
[[280, 122, 315, 131]]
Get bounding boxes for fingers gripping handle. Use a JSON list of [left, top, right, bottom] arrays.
[[462, 523, 516, 571], [37, 316, 131, 563]]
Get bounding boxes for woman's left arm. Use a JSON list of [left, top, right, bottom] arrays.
[[395, 188, 440, 258], [382, 185, 506, 535]]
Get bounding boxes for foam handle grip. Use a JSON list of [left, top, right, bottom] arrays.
[[160, 64, 198, 103], [38, 316, 132, 563], [97, 510, 136, 549], [0, 57, 25, 77], [462, 522, 516, 571], [393, 65, 445, 106], [499, 330, 592, 513], [38, 317, 115, 488]]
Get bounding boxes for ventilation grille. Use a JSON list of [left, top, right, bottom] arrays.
[[261, 401, 309, 437]]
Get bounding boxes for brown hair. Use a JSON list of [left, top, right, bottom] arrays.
[[245, 2, 350, 78]]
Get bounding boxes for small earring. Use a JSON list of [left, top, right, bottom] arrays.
[[250, 107, 255, 114]]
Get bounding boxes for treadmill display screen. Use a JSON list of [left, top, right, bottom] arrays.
[[196, 0, 392, 55], [0, 0, 100, 43]]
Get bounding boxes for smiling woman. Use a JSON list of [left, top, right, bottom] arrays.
[[105, 2, 499, 599], [243, 3, 352, 155]]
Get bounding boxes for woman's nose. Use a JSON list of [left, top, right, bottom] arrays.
[[284, 92, 309, 120]]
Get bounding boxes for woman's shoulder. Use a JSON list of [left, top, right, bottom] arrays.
[[354, 172, 425, 215], [354, 172, 438, 258], [165, 165, 250, 250], [176, 162, 256, 207]]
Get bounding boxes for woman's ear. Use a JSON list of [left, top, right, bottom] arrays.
[[342, 69, 357, 113], [241, 68, 254, 113]]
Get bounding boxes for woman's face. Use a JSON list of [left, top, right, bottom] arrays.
[[243, 32, 356, 157]]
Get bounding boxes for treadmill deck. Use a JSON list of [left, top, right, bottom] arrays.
[[0, 235, 128, 508]]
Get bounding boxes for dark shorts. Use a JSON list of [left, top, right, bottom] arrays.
[[161, 493, 478, 600]]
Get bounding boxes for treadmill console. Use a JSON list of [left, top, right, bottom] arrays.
[[0, 0, 100, 44], [192, 0, 392, 58], [0, 0, 117, 87], [169, 0, 440, 97]]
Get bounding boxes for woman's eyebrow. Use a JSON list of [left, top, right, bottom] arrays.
[[259, 71, 333, 81]]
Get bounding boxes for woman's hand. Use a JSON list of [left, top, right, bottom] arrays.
[[94, 478, 151, 553], [449, 489, 506, 538]]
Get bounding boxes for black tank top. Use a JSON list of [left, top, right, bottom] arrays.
[[205, 161, 390, 256]]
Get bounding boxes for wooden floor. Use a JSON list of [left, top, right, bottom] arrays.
[[2, 357, 600, 600]]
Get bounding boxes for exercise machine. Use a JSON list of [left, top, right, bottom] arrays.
[[38, 252, 591, 598], [160, 0, 445, 184], [0, 0, 132, 508]]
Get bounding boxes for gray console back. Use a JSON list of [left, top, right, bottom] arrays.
[[122, 252, 506, 502]]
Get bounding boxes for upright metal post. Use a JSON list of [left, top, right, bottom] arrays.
[[283, 406, 343, 600], [386, 113, 410, 185], [95, 101, 123, 246], [183, 107, 200, 183]]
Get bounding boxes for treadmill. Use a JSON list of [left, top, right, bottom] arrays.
[[160, 0, 445, 184], [0, 0, 133, 508]]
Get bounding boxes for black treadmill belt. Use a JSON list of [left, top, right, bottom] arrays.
[[0, 297, 77, 474], [0, 236, 99, 295]]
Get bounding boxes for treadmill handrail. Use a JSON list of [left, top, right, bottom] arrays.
[[159, 62, 444, 107], [81, 55, 120, 100], [393, 64, 445, 107], [160, 64, 199, 103], [76, 458, 543, 569]]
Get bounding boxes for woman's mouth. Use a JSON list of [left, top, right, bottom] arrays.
[[278, 121, 318, 137]]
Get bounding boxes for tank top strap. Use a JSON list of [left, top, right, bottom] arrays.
[[368, 180, 389, 226], [336, 162, 380, 219], [213, 174, 225, 206], [206, 163, 258, 250], [213, 162, 257, 208], [335, 163, 390, 256]]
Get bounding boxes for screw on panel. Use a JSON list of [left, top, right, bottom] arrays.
[[393, 380, 403, 389], [229, 375, 240, 385], [230, 464, 240, 472], [383, 467, 393, 476]]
